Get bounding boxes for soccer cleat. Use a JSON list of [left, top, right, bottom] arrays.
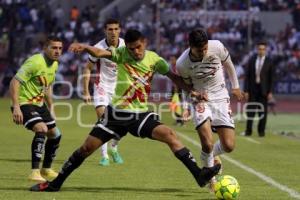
[[40, 168, 58, 180], [214, 156, 223, 174], [99, 157, 110, 166], [30, 181, 60, 192], [196, 164, 221, 187], [28, 169, 46, 182], [208, 177, 217, 193], [110, 150, 124, 164]]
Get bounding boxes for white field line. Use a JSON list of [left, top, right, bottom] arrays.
[[176, 131, 300, 199], [243, 137, 261, 144]]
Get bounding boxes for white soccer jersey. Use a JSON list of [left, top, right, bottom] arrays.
[[176, 40, 230, 101], [88, 38, 125, 104]]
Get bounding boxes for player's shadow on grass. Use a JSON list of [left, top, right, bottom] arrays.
[[0, 187, 213, 200], [0, 158, 31, 163], [0, 158, 66, 163], [66, 186, 188, 193], [65, 186, 213, 200]]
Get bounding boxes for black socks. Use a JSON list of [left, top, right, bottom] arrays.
[[31, 133, 46, 169], [174, 147, 201, 179], [42, 135, 61, 168], [51, 149, 86, 188]]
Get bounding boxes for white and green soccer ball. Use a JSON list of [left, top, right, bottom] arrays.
[[214, 175, 240, 200]]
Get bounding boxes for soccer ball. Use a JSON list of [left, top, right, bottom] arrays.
[[214, 175, 240, 200]]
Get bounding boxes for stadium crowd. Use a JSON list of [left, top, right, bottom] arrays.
[[0, 0, 300, 96], [157, 0, 298, 11]]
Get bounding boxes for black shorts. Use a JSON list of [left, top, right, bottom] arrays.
[[16, 104, 56, 130], [89, 106, 162, 143]]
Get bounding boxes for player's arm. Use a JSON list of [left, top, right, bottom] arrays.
[[165, 70, 208, 101], [44, 86, 55, 117], [167, 71, 194, 121], [222, 55, 244, 101], [69, 43, 112, 59], [82, 60, 94, 103], [218, 41, 243, 101], [11, 58, 37, 124], [9, 77, 23, 124], [181, 90, 193, 122], [166, 70, 193, 93]]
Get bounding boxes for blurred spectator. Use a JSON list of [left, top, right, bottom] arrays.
[[0, 0, 300, 98], [0, 62, 16, 96], [54, 4, 64, 29], [0, 27, 9, 58], [70, 5, 80, 21], [292, 3, 300, 30]]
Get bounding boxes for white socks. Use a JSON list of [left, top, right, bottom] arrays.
[[213, 140, 225, 157], [101, 139, 120, 157], [200, 151, 214, 168], [110, 139, 119, 152], [101, 142, 109, 158]]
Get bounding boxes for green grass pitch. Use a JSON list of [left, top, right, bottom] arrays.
[[0, 98, 299, 200]]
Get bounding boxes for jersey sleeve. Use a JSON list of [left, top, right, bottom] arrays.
[[88, 42, 102, 63], [88, 54, 98, 63], [110, 46, 124, 64], [15, 58, 37, 84], [155, 57, 170, 75], [218, 41, 230, 62], [175, 59, 192, 84]]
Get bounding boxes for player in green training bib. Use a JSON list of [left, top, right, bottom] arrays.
[[30, 29, 220, 192], [10, 36, 63, 183]]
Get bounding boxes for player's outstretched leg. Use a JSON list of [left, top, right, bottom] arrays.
[[151, 125, 220, 187], [30, 135, 103, 192]]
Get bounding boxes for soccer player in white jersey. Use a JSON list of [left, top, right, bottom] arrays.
[[82, 18, 125, 166], [176, 29, 244, 191]]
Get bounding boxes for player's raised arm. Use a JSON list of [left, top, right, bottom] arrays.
[[68, 43, 112, 58]]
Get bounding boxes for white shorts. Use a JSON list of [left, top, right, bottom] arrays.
[[93, 85, 113, 107], [192, 98, 234, 130]]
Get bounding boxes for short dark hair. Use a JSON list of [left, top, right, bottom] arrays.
[[189, 29, 208, 48], [256, 40, 267, 46], [124, 29, 144, 43], [44, 35, 62, 46], [104, 18, 120, 28]]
